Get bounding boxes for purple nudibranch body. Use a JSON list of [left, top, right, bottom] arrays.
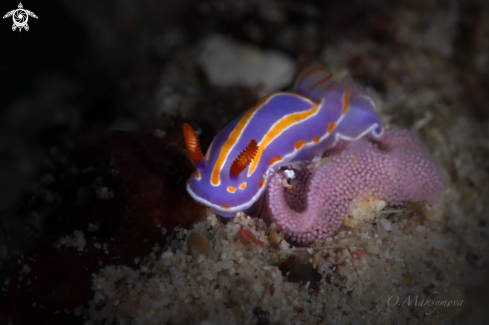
[[184, 66, 384, 217]]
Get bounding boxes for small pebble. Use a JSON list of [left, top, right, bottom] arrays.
[[187, 232, 212, 258], [268, 228, 281, 245]]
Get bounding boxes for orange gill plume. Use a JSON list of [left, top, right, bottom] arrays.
[[183, 123, 204, 166], [230, 139, 258, 177]]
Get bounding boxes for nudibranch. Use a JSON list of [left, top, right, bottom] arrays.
[[183, 66, 384, 217]]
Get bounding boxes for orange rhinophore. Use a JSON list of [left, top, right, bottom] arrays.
[[183, 123, 204, 166], [230, 139, 258, 177]]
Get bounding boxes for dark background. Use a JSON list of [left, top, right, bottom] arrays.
[[0, 0, 86, 112]]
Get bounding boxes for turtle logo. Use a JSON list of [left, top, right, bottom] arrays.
[[3, 3, 38, 32]]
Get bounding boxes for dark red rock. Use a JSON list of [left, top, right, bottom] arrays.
[[1, 126, 207, 324]]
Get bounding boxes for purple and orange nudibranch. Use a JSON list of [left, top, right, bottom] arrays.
[[183, 66, 384, 217]]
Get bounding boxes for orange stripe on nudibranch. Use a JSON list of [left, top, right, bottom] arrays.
[[195, 171, 201, 179], [227, 186, 236, 193], [249, 103, 320, 176], [295, 140, 307, 149], [220, 205, 231, 209], [313, 137, 320, 143], [239, 182, 247, 190], [229, 139, 258, 177], [342, 89, 350, 114], [259, 178, 266, 188], [308, 74, 333, 92], [211, 93, 277, 186], [297, 66, 328, 84], [186, 180, 190, 186], [328, 122, 336, 133], [269, 156, 282, 165], [183, 123, 204, 165]]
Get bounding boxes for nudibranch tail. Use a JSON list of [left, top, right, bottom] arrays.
[[183, 123, 205, 167], [294, 66, 334, 101], [230, 139, 258, 177]]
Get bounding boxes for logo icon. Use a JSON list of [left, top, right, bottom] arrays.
[[3, 3, 38, 32]]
